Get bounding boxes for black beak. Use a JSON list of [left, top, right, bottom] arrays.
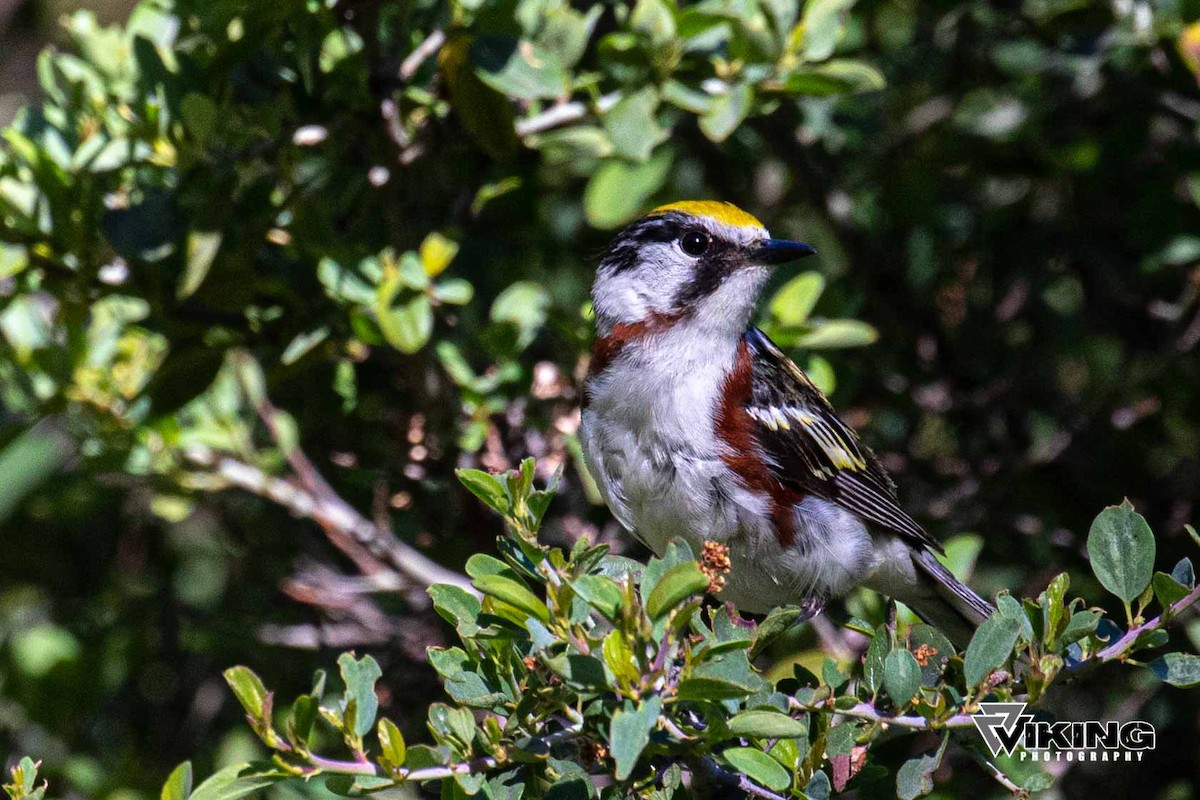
[[753, 238, 817, 265]]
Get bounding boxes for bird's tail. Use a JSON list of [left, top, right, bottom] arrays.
[[903, 550, 994, 648]]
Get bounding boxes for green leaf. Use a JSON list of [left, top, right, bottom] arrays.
[[823, 722, 857, 756], [434, 278, 474, 305], [456, 469, 510, 514], [1043, 572, 1069, 646], [862, 625, 890, 694], [796, 319, 878, 349], [630, 0, 676, 45], [281, 328, 330, 366], [474, 574, 550, 623], [377, 718, 407, 770], [223, 666, 268, 719], [161, 762, 193, 800], [429, 647, 507, 707], [641, 540, 694, 602], [319, 27, 363, 72], [583, 150, 673, 229], [465, 553, 518, 580], [699, 84, 752, 143], [805, 770, 832, 800], [822, 657, 848, 690], [1152, 572, 1189, 609], [603, 629, 642, 687], [429, 584, 483, 636], [646, 561, 709, 619], [603, 88, 667, 161], [769, 271, 825, 327], [490, 281, 551, 349], [1060, 610, 1100, 645], [483, 768, 527, 800], [726, 710, 808, 739], [676, 676, 757, 701], [963, 614, 1021, 686], [1147, 652, 1200, 687], [473, 37, 568, 100], [429, 703, 477, 747], [883, 648, 921, 705], [1087, 501, 1155, 603], [378, 293, 433, 354], [180, 231, 221, 299], [289, 694, 318, 744], [338, 653, 382, 737], [750, 605, 806, 658], [537, 4, 601, 68], [785, 60, 885, 95], [545, 653, 609, 692], [722, 747, 791, 792], [609, 696, 661, 780], [572, 574, 623, 620], [662, 80, 715, 113], [801, 0, 856, 61], [1172, 557, 1196, 589], [997, 592, 1034, 643], [8, 757, 40, 800], [895, 735, 948, 800], [189, 764, 285, 800]]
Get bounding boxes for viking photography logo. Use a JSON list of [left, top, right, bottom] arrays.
[[972, 703, 1156, 762]]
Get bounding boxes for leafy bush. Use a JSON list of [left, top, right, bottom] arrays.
[[10, 465, 1200, 798], [2, 0, 1200, 797]]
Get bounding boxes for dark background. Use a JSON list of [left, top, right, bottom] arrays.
[[1, 0, 1199, 797]]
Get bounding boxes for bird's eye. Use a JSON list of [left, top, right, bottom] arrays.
[[680, 231, 710, 257]]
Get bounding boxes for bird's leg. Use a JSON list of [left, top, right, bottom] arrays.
[[885, 598, 898, 638]]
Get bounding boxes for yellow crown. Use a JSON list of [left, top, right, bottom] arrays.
[[650, 200, 765, 231]]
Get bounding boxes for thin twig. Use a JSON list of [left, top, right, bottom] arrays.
[[788, 699, 977, 730], [396, 756, 499, 782], [1069, 583, 1200, 676], [304, 722, 584, 781], [183, 444, 476, 598], [515, 93, 621, 137], [966, 747, 1027, 797], [400, 29, 446, 81]]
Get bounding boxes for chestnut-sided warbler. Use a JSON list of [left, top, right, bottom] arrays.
[[579, 200, 993, 645]]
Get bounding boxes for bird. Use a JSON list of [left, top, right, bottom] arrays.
[[578, 200, 993, 646]]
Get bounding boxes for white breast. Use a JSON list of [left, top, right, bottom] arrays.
[[581, 325, 743, 538], [579, 324, 876, 613]]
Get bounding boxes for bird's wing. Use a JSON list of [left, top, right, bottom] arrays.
[[742, 328, 942, 553]]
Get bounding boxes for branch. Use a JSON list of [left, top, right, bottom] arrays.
[[183, 443, 476, 599], [967, 748, 1027, 797], [400, 29, 446, 81], [1069, 583, 1200, 676], [302, 724, 582, 783], [787, 698, 976, 730], [515, 93, 621, 137], [306, 753, 500, 782]]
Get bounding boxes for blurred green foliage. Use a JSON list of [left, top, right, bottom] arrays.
[[1, 0, 1199, 797]]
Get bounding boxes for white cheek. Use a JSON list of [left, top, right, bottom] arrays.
[[592, 270, 650, 326], [593, 242, 693, 326]]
